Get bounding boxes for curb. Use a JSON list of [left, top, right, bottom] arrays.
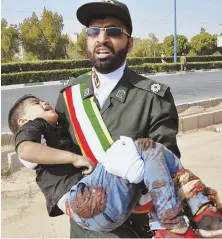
[[176, 97, 222, 114], [142, 68, 222, 77], [7, 152, 24, 173], [179, 109, 222, 132], [2, 69, 222, 90]]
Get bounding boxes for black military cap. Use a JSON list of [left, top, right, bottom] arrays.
[[77, 0, 133, 35]]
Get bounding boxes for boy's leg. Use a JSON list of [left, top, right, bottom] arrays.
[[160, 142, 222, 237], [173, 169, 222, 237], [162, 146, 211, 215], [135, 139, 198, 238], [136, 138, 222, 237]]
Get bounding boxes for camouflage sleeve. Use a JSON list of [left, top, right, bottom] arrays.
[[148, 89, 181, 158]]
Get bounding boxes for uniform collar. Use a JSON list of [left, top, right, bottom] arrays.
[[109, 66, 130, 103], [82, 63, 129, 103], [93, 62, 126, 84], [82, 75, 94, 100]]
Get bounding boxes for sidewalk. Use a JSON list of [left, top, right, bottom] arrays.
[[1, 125, 222, 238], [142, 68, 222, 78], [177, 125, 222, 200]]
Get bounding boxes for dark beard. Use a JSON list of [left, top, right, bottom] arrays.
[[87, 42, 129, 74]]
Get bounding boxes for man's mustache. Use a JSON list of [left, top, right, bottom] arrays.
[[93, 43, 115, 54]]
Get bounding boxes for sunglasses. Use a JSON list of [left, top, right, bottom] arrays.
[[86, 27, 131, 38]]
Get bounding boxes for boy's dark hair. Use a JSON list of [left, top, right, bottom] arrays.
[[8, 94, 38, 134]]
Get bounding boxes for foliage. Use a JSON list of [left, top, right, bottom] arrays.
[[2, 9, 222, 63], [129, 33, 162, 57], [1, 68, 91, 85], [2, 56, 222, 74], [131, 39, 151, 57], [162, 34, 190, 56], [19, 9, 68, 60], [190, 29, 217, 55], [2, 61, 222, 85], [1, 18, 20, 62], [74, 28, 87, 58]]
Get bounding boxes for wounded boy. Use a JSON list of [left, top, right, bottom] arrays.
[[8, 94, 222, 238]]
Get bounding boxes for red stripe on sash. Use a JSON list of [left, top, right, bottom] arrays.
[[65, 87, 98, 165], [65, 87, 152, 214]]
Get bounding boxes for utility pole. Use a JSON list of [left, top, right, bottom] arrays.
[[174, 0, 177, 62]]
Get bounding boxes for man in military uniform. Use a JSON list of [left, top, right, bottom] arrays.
[[180, 53, 187, 71], [54, 0, 181, 237], [161, 51, 166, 63]]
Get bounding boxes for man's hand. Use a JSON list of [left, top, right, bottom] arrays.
[[102, 136, 144, 183], [73, 155, 95, 175]]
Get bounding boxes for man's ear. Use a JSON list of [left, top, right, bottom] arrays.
[[17, 118, 28, 127], [128, 37, 134, 53]]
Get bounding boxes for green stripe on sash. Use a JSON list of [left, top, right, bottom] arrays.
[[80, 83, 111, 151]]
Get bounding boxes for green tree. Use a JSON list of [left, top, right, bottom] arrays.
[[216, 33, 222, 55], [130, 33, 161, 57], [39, 8, 65, 58], [58, 34, 71, 59], [162, 34, 190, 56], [19, 12, 44, 59], [131, 39, 151, 57], [1, 18, 19, 62], [148, 33, 159, 57], [190, 29, 217, 55], [128, 37, 141, 57], [19, 9, 68, 60], [75, 29, 87, 58]]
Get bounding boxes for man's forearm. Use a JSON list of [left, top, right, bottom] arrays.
[[17, 141, 79, 165]]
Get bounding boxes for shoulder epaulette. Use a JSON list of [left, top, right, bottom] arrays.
[[129, 71, 170, 97], [60, 72, 91, 93]]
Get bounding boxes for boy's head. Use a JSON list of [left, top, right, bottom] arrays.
[[8, 94, 58, 134]]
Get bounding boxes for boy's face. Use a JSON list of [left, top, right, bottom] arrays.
[[18, 97, 58, 127]]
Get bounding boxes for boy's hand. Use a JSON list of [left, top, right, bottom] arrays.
[[73, 155, 95, 175]]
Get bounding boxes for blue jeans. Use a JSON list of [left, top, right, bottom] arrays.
[[68, 141, 209, 232], [68, 163, 141, 232], [138, 142, 187, 230]]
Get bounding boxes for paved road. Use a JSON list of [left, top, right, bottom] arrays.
[[153, 71, 222, 105], [2, 71, 222, 132]]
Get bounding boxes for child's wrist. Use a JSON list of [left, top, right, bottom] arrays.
[[64, 151, 78, 164]]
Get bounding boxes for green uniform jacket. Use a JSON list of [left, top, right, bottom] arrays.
[[56, 66, 180, 159]]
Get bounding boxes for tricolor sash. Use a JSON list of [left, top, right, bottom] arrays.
[[63, 82, 153, 213]]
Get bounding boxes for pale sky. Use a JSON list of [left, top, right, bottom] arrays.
[[1, 0, 222, 42]]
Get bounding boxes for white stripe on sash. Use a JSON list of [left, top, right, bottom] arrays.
[[72, 85, 106, 162]]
